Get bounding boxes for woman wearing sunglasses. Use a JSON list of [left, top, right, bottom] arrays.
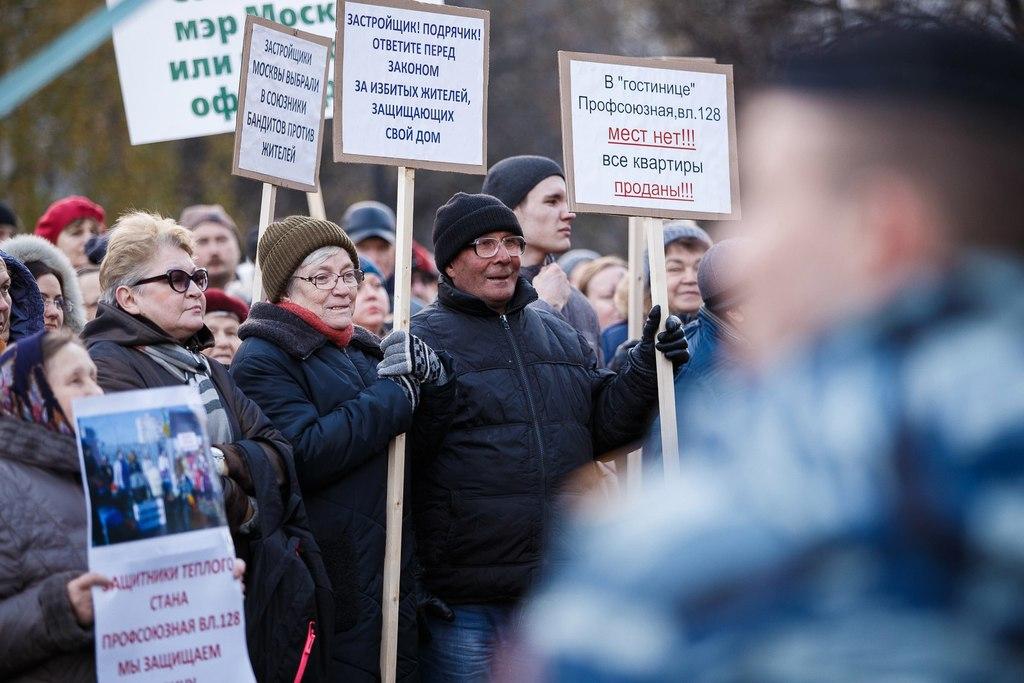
[[81, 212, 333, 682]]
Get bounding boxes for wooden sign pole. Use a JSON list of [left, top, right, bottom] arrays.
[[250, 182, 277, 303], [623, 216, 647, 494], [306, 190, 327, 221], [644, 217, 680, 478], [380, 166, 415, 683]]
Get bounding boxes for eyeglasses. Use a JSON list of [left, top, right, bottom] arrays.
[[42, 295, 66, 311], [471, 236, 527, 258], [132, 268, 209, 293], [292, 269, 365, 290]]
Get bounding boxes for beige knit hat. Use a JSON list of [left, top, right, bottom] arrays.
[[257, 215, 358, 302]]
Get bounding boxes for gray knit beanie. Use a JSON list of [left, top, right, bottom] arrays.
[[257, 216, 358, 302]]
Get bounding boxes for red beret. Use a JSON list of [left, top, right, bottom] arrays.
[[203, 288, 249, 323], [34, 196, 106, 244]]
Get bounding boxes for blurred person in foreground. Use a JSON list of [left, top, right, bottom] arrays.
[[82, 212, 332, 681], [524, 22, 1024, 681], [483, 156, 604, 362], [34, 196, 106, 270], [409, 193, 688, 681], [202, 288, 249, 366]]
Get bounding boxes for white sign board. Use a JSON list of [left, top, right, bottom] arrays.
[[74, 386, 254, 683], [558, 52, 740, 220], [107, 0, 337, 146], [232, 17, 331, 192], [334, 0, 489, 174]]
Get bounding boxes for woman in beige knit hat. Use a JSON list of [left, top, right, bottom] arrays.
[[231, 215, 456, 681]]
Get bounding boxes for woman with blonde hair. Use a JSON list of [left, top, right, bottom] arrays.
[[81, 211, 333, 681]]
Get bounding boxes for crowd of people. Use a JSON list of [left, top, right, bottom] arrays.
[[1, 19, 1022, 683]]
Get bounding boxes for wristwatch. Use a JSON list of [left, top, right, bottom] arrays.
[[209, 446, 229, 477]]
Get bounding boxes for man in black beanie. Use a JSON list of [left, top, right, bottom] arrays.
[[409, 192, 689, 681], [482, 155, 604, 363]]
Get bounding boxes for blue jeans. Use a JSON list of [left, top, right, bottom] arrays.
[[419, 603, 520, 682]]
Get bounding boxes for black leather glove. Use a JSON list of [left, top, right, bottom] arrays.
[[629, 305, 690, 373], [416, 593, 455, 644]]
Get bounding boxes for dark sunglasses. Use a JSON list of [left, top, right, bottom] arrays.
[[132, 268, 209, 293]]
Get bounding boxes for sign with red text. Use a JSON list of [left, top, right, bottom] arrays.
[[558, 52, 740, 220], [74, 387, 254, 683], [334, 0, 489, 173], [233, 16, 332, 191]]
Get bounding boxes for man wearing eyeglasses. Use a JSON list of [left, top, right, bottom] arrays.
[[482, 155, 604, 363], [408, 192, 689, 681]]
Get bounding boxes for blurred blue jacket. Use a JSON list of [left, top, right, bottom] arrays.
[[526, 252, 1024, 681]]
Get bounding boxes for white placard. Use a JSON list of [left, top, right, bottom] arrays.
[[334, 0, 489, 174], [106, 0, 337, 146], [559, 52, 740, 220], [233, 17, 331, 191], [74, 386, 254, 683]]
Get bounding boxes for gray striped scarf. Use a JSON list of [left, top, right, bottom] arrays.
[[139, 344, 233, 445]]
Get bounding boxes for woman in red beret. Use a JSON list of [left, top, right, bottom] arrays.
[[34, 196, 106, 270]]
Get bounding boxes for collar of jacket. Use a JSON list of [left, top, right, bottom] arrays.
[[698, 306, 746, 348], [0, 414, 79, 475], [83, 302, 213, 354], [239, 301, 383, 360], [437, 273, 539, 318]]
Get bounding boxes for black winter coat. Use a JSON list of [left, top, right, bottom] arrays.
[[231, 303, 454, 682], [409, 276, 659, 604], [82, 303, 333, 682]]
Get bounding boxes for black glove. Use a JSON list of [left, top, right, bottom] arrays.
[[629, 305, 690, 373], [416, 593, 455, 644]]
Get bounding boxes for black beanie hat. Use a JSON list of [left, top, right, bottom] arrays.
[[432, 193, 523, 270], [0, 201, 18, 229], [481, 155, 564, 210]]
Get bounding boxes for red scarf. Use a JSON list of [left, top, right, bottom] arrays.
[[276, 301, 354, 348]]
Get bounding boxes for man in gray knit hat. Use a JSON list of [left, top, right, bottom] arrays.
[[482, 155, 604, 362]]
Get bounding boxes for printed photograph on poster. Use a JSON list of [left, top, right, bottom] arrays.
[[79, 404, 227, 548], [74, 386, 255, 683]]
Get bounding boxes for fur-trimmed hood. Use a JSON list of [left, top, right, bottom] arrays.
[[3, 234, 86, 333]]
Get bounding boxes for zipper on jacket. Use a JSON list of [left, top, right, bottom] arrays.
[[500, 314, 548, 516], [293, 620, 316, 683]]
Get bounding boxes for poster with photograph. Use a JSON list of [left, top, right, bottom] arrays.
[[74, 386, 255, 683]]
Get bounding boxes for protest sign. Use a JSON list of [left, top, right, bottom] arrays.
[[106, 0, 337, 145], [232, 16, 331, 192], [558, 51, 740, 220], [74, 386, 254, 683], [334, 0, 489, 173]]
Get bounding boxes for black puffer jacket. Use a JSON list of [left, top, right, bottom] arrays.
[[410, 276, 659, 604], [231, 303, 455, 682]]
